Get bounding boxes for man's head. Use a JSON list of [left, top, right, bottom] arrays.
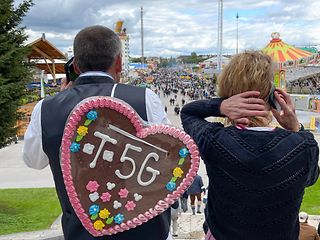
[[73, 25, 122, 80]]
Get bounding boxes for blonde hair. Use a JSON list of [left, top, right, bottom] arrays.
[[217, 50, 274, 127]]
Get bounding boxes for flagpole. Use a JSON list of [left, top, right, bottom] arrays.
[[40, 70, 45, 99]]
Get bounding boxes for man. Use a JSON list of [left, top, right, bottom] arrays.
[[23, 25, 171, 240], [299, 212, 320, 240], [187, 174, 205, 215]]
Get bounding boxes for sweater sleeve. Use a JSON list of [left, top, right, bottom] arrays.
[[180, 99, 224, 159], [302, 131, 320, 187]]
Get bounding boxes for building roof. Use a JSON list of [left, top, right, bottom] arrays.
[[262, 32, 314, 65], [203, 56, 230, 63], [27, 35, 67, 61]]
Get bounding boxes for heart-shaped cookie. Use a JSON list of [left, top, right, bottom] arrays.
[[60, 97, 200, 236]]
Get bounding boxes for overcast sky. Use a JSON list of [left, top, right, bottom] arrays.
[[17, 0, 320, 57]]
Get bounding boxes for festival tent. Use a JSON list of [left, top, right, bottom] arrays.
[[200, 56, 230, 69], [262, 32, 315, 69]]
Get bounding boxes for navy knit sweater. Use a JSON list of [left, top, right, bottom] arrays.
[[181, 98, 319, 240]]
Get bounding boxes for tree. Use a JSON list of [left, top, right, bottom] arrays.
[[0, 0, 34, 148], [191, 52, 197, 58]]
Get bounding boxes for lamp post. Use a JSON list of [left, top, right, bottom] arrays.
[[140, 6, 144, 67], [236, 12, 239, 54], [217, 0, 223, 71]]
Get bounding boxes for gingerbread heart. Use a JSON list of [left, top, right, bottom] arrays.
[[60, 97, 200, 236]]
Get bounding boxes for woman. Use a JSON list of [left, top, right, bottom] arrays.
[[181, 51, 319, 240]]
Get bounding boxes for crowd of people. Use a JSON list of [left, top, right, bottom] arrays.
[[151, 68, 216, 100], [22, 25, 319, 240]]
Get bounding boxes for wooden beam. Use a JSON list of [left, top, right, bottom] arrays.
[[43, 58, 54, 76], [33, 46, 54, 62], [52, 62, 56, 84]]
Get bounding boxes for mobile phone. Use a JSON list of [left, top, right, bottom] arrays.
[[268, 88, 281, 111], [64, 57, 79, 82]]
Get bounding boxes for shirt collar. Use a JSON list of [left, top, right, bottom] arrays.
[[74, 71, 115, 86], [79, 71, 114, 80], [236, 124, 275, 131]]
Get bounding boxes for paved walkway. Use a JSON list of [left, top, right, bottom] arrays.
[[0, 88, 319, 239]]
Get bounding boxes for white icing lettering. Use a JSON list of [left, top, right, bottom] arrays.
[[115, 144, 142, 179], [137, 152, 160, 186], [89, 131, 117, 168], [109, 124, 168, 154]]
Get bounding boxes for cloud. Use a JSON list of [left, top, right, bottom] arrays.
[[17, 0, 320, 57]]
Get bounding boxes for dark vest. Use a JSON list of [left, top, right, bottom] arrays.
[[41, 76, 170, 240]]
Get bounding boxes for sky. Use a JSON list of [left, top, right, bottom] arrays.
[[16, 0, 320, 57]]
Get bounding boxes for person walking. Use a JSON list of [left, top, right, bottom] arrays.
[[299, 212, 320, 240], [171, 201, 180, 237], [187, 174, 205, 215]]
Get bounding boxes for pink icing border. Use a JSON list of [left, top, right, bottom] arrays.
[[60, 96, 200, 236]]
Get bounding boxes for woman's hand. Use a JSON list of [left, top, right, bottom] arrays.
[[271, 88, 300, 132], [220, 91, 268, 125]]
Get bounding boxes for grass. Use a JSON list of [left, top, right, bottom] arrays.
[[0, 188, 61, 235], [0, 180, 319, 236], [300, 178, 320, 215]]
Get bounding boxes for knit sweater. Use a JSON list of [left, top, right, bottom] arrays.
[[181, 98, 319, 240]]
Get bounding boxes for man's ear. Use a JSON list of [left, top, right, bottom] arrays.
[[115, 54, 122, 73], [73, 59, 81, 74]]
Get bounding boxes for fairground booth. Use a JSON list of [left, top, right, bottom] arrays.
[[17, 35, 67, 137], [27, 33, 67, 83], [262, 32, 315, 90]]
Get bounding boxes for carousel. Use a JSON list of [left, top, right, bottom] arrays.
[[262, 32, 316, 89]]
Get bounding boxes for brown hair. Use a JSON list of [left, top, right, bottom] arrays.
[[217, 50, 274, 127]]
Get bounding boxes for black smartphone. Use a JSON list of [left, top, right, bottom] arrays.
[[64, 57, 79, 82], [268, 87, 281, 111]]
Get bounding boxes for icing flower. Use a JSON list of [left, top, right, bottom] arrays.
[[86, 181, 100, 192], [100, 192, 111, 202], [114, 213, 125, 224], [77, 126, 88, 137], [125, 201, 136, 211], [173, 167, 184, 178], [166, 182, 176, 192], [86, 110, 98, 121], [99, 208, 111, 219], [93, 220, 105, 231], [70, 142, 81, 152], [89, 204, 100, 215], [118, 188, 129, 198], [179, 147, 189, 158]]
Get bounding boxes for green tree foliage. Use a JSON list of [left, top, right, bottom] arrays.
[[179, 52, 203, 64], [129, 56, 146, 63], [0, 0, 33, 147]]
